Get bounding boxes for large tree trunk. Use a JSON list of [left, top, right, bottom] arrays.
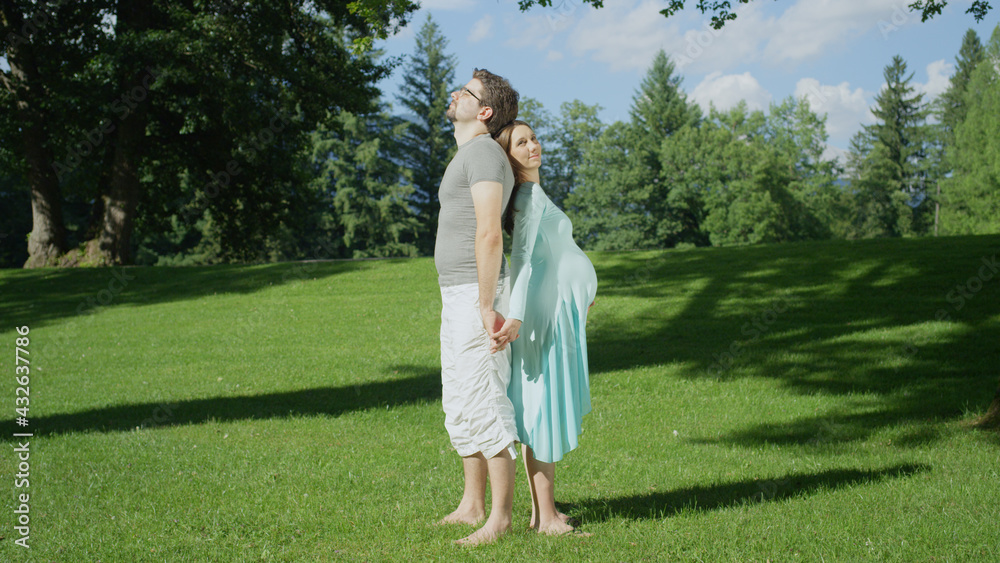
[[1, 3, 68, 267], [23, 115, 67, 267], [97, 88, 147, 265], [95, 1, 153, 265]]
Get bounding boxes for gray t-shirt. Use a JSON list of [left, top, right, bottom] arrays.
[[434, 134, 515, 287]]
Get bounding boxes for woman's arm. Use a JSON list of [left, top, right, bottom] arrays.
[[507, 184, 545, 322]]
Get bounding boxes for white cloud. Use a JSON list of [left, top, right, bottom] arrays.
[[503, 12, 561, 51], [468, 15, 494, 43], [604, 0, 920, 72], [546, 50, 564, 62], [563, 0, 773, 74], [691, 71, 773, 112], [794, 78, 873, 142], [514, 0, 944, 78], [567, 0, 682, 72], [671, 3, 773, 73], [762, 0, 914, 67], [417, 0, 476, 10], [916, 59, 954, 99], [689, 73, 875, 152], [562, 0, 917, 75], [821, 143, 850, 165]]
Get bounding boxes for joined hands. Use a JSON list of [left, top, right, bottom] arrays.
[[482, 309, 521, 354]]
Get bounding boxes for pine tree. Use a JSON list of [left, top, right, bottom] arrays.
[[944, 24, 1000, 235], [396, 14, 457, 254], [849, 55, 933, 236], [938, 29, 985, 141], [921, 29, 985, 235], [569, 50, 700, 249], [629, 50, 702, 141], [2, 1, 417, 267], [847, 133, 908, 238], [633, 50, 703, 247], [310, 109, 420, 258], [544, 100, 604, 209]]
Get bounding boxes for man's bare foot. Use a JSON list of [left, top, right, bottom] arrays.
[[435, 508, 485, 526], [454, 521, 510, 546]]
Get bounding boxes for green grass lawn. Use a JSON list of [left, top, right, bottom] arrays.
[[1, 235, 999, 562]]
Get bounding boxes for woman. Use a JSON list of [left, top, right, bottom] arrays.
[[492, 120, 598, 535]]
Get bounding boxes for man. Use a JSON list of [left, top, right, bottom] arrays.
[[435, 68, 519, 546]]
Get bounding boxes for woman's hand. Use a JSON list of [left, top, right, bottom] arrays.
[[490, 317, 522, 354]]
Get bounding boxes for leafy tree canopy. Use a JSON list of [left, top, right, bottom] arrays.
[[516, 0, 992, 29]]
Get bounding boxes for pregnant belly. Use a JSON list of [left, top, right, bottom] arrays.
[[558, 249, 598, 302]]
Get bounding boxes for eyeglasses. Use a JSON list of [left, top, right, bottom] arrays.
[[460, 86, 482, 103]]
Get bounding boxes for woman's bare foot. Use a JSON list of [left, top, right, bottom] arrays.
[[537, 518, 591, 537], [454, 520, 510, 546], [435, 507, 485, 526], [529, 510, 574, 529]]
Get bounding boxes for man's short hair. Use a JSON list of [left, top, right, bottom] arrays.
[[472, 68, 519, 135]]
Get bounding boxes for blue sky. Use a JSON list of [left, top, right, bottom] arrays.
[[376, 0, 998, 158]]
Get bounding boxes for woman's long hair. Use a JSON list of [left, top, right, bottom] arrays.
[[493, 120, 533, 235]]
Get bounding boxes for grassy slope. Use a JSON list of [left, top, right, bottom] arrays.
[[1, 235, 998, 562]]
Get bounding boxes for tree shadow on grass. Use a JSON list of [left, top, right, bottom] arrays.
[[585, 235, 1000, 446], [0, 258, 395, 330], [1, 364, 439, 440], [572, 463, 929, 522]]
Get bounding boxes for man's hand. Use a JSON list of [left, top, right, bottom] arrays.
[[481, 307, 503, 337], [486, 311, 521, 354]]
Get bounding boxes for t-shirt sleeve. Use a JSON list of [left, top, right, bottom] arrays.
[[508, 184, 545, 322], [463, 140, 509, 187]]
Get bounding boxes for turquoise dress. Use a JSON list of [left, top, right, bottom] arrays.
[[507, 182, 598, 463]]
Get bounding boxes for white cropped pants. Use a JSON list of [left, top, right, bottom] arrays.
[[439, 278, 518, 459]]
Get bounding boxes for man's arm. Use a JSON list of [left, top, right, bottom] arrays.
[[471, 179, 506, 346]]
